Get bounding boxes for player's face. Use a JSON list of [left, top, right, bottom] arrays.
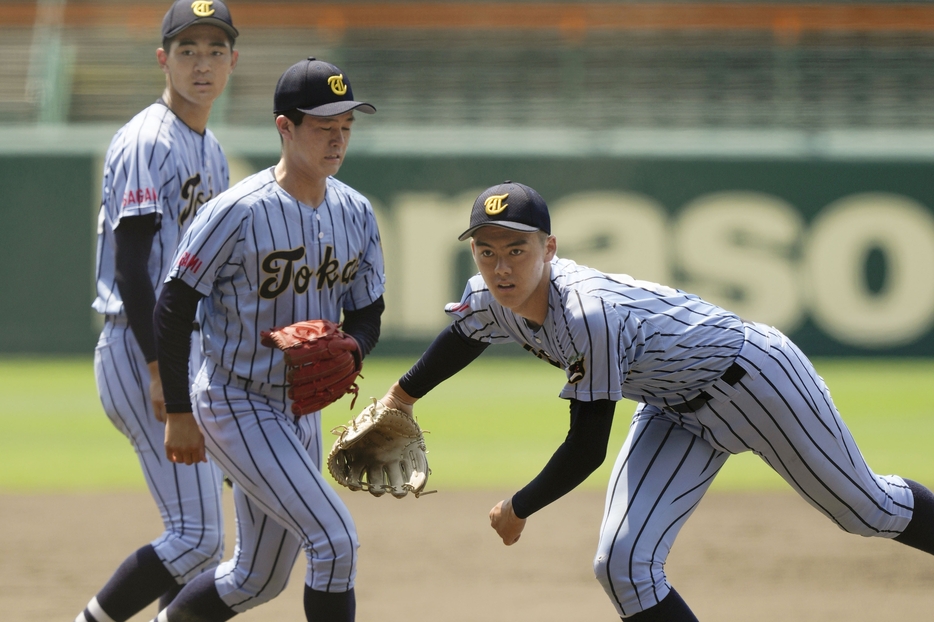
[[471, 227, 557, 324], [157, 24, 237, 110], [287, 112, 356, 181]]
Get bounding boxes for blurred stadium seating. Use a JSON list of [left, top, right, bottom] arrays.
[[4, 1, 934, 130]]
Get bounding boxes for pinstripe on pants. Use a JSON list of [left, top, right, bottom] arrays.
[[94, 319, 225, 584], [190, 362, 358, 612], [594, 323, 914, 618]]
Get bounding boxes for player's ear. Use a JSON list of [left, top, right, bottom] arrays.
[[156, 47, 169, 73], [544, 234, 557, 261], [275, 115, 294, 140], [228, 49, 239, 73]]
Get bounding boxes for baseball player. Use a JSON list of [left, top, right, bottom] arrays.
[[151, 57, 384, 622], [79, 3, 239, 622], [374, 181, 934, 620]]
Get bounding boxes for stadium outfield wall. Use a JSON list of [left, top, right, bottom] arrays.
[[2, 124, 933, 356]]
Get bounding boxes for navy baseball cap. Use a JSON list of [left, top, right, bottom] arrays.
[[273, 58, 376, 117], [458, 181, 551, 241], [162, 0, 238, 41]]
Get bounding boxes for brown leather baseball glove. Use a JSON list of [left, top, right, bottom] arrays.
[[260, 319, 361, 416]]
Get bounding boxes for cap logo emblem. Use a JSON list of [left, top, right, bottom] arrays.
[[484, 193, 509, 215], [328, 75, 348, 96], [191, 1, 215, 17]]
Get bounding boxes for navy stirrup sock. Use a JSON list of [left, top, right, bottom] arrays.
[[894, 479, 934, 555], [303, 586, 356, 622], [625, 587, 698, 622], [162, 570, 236, 622], [85, 544, 177, 622], [159, 582, 186, 612]]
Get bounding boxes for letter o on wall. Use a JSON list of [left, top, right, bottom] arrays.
[[805, 193, 934, 347]]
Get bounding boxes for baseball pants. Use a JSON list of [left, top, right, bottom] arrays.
[[594, 322, 914, 618], [94, 318, 225, 584], [190, 363, 358, 613]]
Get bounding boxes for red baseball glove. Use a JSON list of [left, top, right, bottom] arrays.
[[260, 319, 361, 416]]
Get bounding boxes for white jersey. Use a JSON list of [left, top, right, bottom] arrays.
[[93, 100, 229, 316], [445, 256, 745, 408], [168, 167, 386, 385], [86, 99, 229, 617], [444, 257, 915, 619]]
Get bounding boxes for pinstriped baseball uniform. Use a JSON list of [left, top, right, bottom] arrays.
[[166, 167, 385, 609], [446, 256, 914, 618], [94, 101, 229, 316], [92, 100, 228, 585]]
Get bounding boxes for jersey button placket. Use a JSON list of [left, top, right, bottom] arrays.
[[307, 210, 317, 243]]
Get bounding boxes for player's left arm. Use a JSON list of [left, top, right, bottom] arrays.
[[340, 295, 385, 362], [154, 277, 207, 464], [375, 324, 490, 416], [490, 398, 616, 545], [345, 197, 387, 302]]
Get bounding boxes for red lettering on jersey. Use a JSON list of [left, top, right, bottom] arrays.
[[121, 186, 159, 208], [178, 251, 203, 274]]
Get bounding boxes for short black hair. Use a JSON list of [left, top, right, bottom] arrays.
[[280, 110, 305, 126], [162, 31, 235, 53]]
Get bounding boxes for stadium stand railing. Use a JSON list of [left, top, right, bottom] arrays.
[[3, 1, 934, 133]]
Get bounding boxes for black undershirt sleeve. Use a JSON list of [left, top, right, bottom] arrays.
[[398, 324, 489, 398], [113, 213, 159, 363], [154, 278, 203, 413], [398, 325, 614, 518], [341, 295, 385, 359], [510, 398, 616, 519]]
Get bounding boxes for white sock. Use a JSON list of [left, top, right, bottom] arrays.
[[83, 597, 117, 622]]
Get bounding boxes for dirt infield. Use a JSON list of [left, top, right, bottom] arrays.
[[3, 489, 934, 621]]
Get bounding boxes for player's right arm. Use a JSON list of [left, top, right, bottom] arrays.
[[511, 399, 616, 512], [488, 399, 615, 545], [378, 324, 490, 414], [113, 213, 164, 419], [154, 277, 207, 465]]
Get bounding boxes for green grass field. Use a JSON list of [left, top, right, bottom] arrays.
[[0, 356, 932, 493]]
